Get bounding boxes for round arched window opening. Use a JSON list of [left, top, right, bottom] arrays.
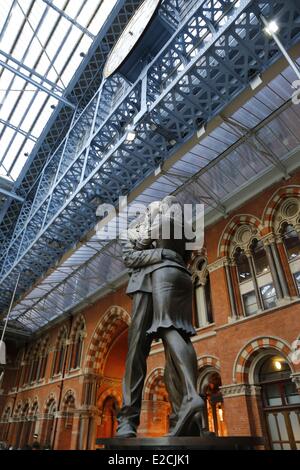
[[199, 370, 227, 437], [258, 355, 300, 408], [257, 354, 300, 450]]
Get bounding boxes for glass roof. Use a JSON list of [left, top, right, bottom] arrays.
[[6, 59, 300, 333], [0, 0, 118, 182]]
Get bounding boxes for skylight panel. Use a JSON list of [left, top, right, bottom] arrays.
[[1, 0, 119, 181], [53, 27, 83, 73], [88, 0, 119, 36], [3, 133, 25, 170]]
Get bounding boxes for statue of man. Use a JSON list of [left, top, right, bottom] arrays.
[[116, 196, 204, 437]]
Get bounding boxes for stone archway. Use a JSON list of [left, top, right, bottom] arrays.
[[218, 214, 264, 258], [261, 185, 300, 235], [89, 307, 130, 441], [56, 390, 76, 450], [84, 306, 130, 376], [42, 395, 57, 448], [233, 336, 293, 383]]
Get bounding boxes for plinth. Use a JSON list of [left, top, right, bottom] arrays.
[[96, 436, 264, 450]]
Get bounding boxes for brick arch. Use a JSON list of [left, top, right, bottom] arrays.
[[14, 401, 23, 417], [218, 214, 264, 257], [84, 305, 130, 375], [70, 314, 86, 341], [233, 336, 293, 383], [261, 185, 300, 235], [40, 335, 50, 354], [197, 355, 221, 371], [55, 325, 68, 349], [29, 397, 39, 415], [2, 404, 12, 419], [143, 367, 167, 401], [62, 389, 76, 407], [44, 393, 57, 412], [98, 388, 122, 410], [21, 399, 30, 417]]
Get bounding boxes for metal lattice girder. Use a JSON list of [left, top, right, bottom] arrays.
[[0, 186, 24, 203], [0, 0, 144, 241], [0, 0, 300, 312]]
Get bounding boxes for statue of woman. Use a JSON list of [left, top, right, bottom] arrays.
[[116, 196, 204, 437]]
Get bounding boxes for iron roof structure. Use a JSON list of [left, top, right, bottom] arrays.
[[0, 0, 300, 334]]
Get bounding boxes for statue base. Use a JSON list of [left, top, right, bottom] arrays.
[[96, 436, 263, 450]]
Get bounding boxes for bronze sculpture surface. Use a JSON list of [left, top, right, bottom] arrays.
[[116, 196, 204, 437]]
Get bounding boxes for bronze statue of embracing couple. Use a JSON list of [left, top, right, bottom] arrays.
[[116, 196, 205, 438]]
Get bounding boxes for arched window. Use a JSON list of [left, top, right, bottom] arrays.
[[69, 317, 85, 370], [272, 196, 300, 298], [230, 227, 277, 317], [282, 224, 300, 261], [28, 401, 39, 445], [14, 349, 25, 390], [44, 398, 56, 447], [198, 370, 227, 437], [36, 338, 49, 381], [251, 239, 269, 275], [18, 402, 31, 449], [281, 224, 300, 294], [28, 343, 40, 384], [0, 406, 11, 442], [100, 397, 119, 438], [256, 354, 300, 450], [235, 247, 251, 282], [192, 255, 214, 328], [52, 327, 68, 376], [64, 393, 75, 429]]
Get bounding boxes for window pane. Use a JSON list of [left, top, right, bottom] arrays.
[[267, 414, 280, 440], [284, 382, 300, 405], [260, 283, 277, 309], [283, 225, 300, 261], [290, 411, 300, 442], [242, 291, 258, 316], [252, 240, 269, 275], [259, 356, 290, 382], [294, 272, 300, 295], [235, 248, 251, 282], [264, 384, 282, 406], [204, 276, 213, 324]]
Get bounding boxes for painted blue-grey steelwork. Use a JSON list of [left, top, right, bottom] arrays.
[[0, 0, 299, 313], [0, 0, 140, 237], [0, 118, 37, 143], [41, 0, 96, 40]]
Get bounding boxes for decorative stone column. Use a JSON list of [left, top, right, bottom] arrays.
[[70, 412, 81, 450], [276, 234, 299, 297], [52, 411, 65, 450], [77, 412, 91, 450], [291, 373, 300, 395], [81, 373, 100, 408], [191, 254, 209, 327], [224, 259, 238, 320], [263, 239, 284, 300], [267, 234, 291, 299], [207, 257, 234, 324], [86, 408, 100, 449]]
